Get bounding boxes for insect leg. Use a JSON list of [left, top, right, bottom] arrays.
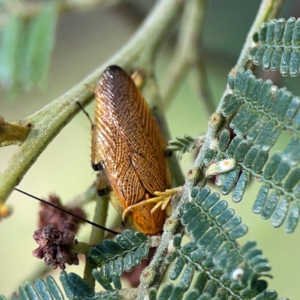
[[121, 188, 180, 221]]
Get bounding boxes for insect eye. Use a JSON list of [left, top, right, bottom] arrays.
[[92, 162, 104, 171]]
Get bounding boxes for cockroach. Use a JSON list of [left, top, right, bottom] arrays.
[[90, 65, 170, 235], [14, 66, 170, 236]]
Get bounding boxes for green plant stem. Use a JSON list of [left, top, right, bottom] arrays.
[[191, 60, 215, 116], [234, 0, 285, 73], [137, 0, 284, 298], [83, 194, 109, 288], [162, 0, 208, 111], [0, 0, 182, 204], [0, 120, 31, 147], [72, 242, 91, 255], [68, 182, 97, 208]]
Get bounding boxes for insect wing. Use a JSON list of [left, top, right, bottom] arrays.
[[93, 66, 167, 209]]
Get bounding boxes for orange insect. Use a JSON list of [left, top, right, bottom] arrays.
[[90, 65, 169, 235]]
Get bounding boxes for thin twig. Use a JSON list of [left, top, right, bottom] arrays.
[[83, 194, 109, 287], [67, 182, 98, 208], [191, 59, 215, 116], [162, 0, 208, 111], [233, 0, 285, 75]]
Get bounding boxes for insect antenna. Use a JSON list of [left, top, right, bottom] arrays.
[[14, 188, 118, 235], [76, 101, 94, 128]]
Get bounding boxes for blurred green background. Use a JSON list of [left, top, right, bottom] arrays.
[[1, 1, 300, 298]]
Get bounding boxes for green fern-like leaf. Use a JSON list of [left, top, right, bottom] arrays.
[[59, 271, 94, 299], [87, 230, 149, 289], [154, 187, 282, 300], [60, 272, 125, 300], [0, 276, 65, 300], [22, 2, 59, 90], [167, 135, 204, 160], [204, 68, 300, 232], [248, 17, 300, 77], [0, 2, 58, 94], [0, 14, 23, 90], [149, 279, 226, 300], [3, 271, 119, 300]]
